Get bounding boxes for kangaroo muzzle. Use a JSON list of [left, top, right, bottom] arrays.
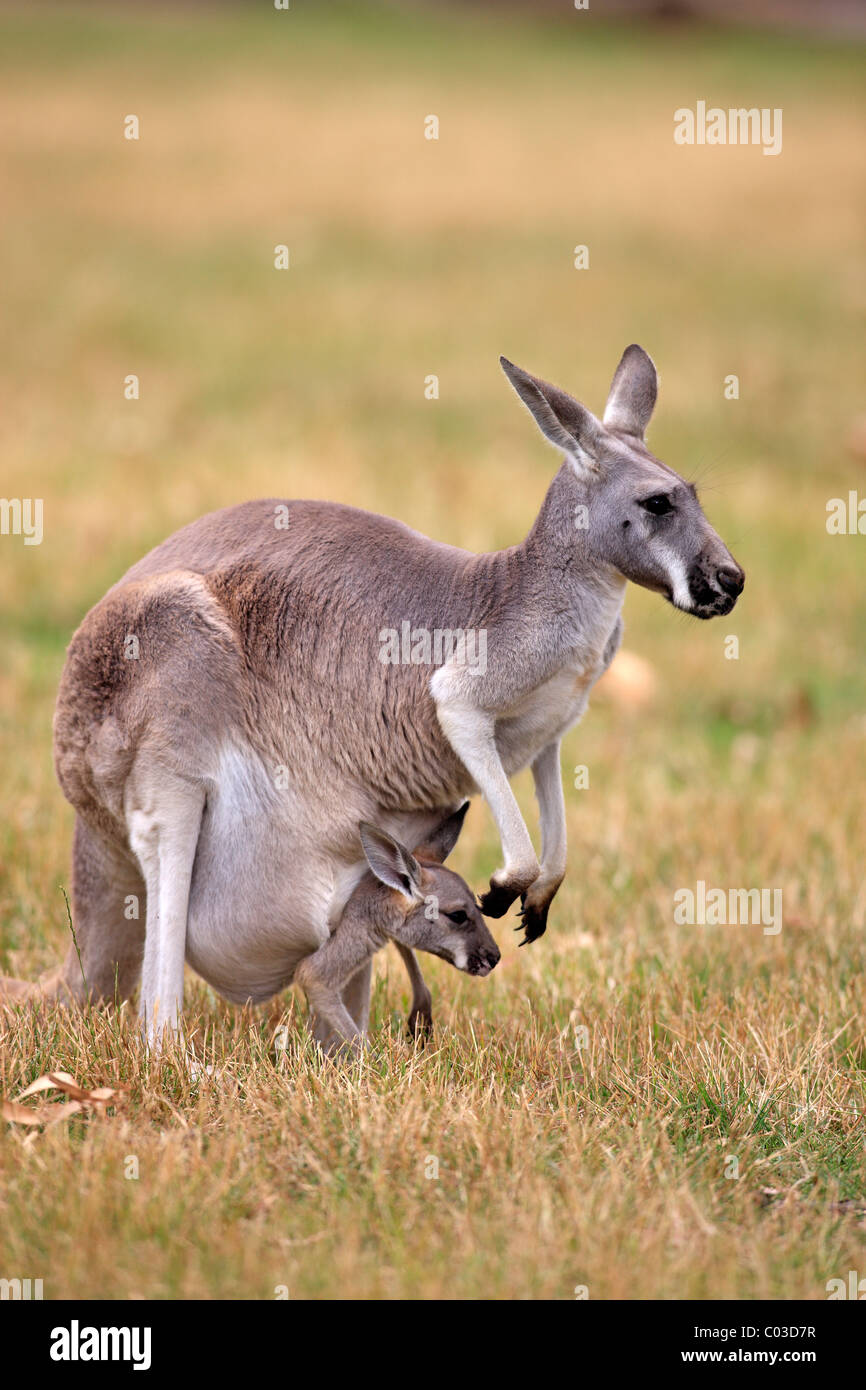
[[686, 547, 745, 618]]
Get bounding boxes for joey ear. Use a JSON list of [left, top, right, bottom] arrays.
[[500, 357, 604, 466], [603, 344, 657, 438], [412, 800, 470, 865], [359, 822, 422, 901]]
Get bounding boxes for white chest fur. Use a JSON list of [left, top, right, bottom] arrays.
[[496, 597, 624, 772], [496, 661, 597, 772]]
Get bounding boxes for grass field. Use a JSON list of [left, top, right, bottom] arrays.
[[0, 1, 864, 1300]]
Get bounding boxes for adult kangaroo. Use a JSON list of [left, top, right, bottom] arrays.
[[8, 345, 743, 1041]]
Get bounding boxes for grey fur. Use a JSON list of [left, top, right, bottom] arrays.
[[1, 344, 743, 1043], [297, 812, 499, 1051]]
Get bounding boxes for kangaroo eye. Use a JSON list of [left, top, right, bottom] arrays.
[[640, 494, 673, 516], [445, 910, 469, 925]]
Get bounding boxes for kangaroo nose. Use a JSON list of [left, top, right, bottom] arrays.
[[716, 565, 744, 597]]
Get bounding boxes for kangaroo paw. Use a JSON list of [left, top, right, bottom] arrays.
[[515, 894, 551, 946], [407, 1005, 433, 1042], [478, 881, 522, 918]]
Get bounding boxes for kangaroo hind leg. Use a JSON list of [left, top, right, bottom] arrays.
[[125, 760, 204, 1046], [1, 817, 146, 1010]]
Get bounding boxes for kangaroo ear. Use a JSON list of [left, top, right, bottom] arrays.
[[359, 823, 422, 901], [603, 344, 657, 438], [500, 357, 604, 468], [412, 801, 470, 865]]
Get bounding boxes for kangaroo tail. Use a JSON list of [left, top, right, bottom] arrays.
[[0, 965, 76, 1008]]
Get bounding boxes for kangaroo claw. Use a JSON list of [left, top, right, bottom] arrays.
[[407, 1007, 433, 1042], [515, 894, 550, 946], [479, 881, 521, 918]]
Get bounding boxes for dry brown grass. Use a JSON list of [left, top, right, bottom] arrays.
[[1, 920, 864, 1301]]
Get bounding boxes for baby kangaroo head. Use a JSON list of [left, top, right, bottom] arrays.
[[501, 345, 745, 620], [358, 805, 501, 978]]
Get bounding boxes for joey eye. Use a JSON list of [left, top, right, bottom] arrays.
[[445, 909, 469, 925], [640, 494, 674, 516]]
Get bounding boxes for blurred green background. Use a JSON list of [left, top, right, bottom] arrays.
[[1, 2, 863, 940]]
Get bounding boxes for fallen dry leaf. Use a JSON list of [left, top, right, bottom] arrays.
[[2, 1071, 126, 1132], [1, 1098, 85, 1127], [17, 1071, 81, 1101]]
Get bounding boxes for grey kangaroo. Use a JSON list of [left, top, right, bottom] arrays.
[[0, 344, 743, 1043], [297, 806, 499, 1050]]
